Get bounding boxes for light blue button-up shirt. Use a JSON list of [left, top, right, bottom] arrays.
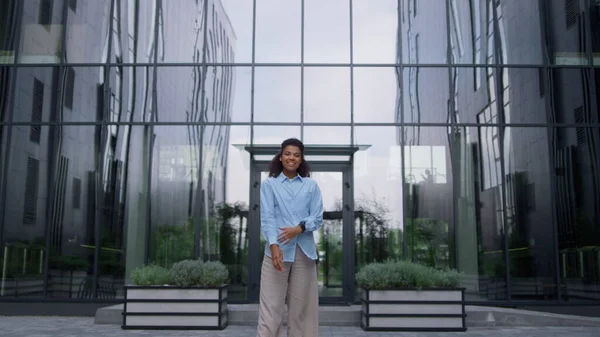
[[260, 172, 324, 262]]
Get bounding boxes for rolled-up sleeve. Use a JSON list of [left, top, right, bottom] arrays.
[[303, 183, 324, 232], [260, 180, 279, 246]]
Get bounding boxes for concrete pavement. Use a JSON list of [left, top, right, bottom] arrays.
[[2, 316, 600, 337]]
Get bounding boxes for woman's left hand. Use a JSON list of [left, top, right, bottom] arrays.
[[278, 226, 302, 244]]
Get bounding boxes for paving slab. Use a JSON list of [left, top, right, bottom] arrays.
[[2, 316, 600, 337]]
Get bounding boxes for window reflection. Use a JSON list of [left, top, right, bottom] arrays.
[[253, 67, 301, 122], [304, 67, 350, 123], [354, 127, 404, 299], [400, 67, 450, 124], [400, 0, 448, 64], [155, 66, 237, 122], [352, 0, 398, 64], [552, 127, 600, 301], [304, 0, 350, 63], [17, 0, 63, 64], [64, 0, 111, 64], [255, 0, 301, 63], [12, 67, 105, 122], [353, 67, 398, 123], [1, 125, 102, 298]]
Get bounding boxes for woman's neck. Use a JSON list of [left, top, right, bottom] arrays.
[[283, 169, 296, 179]]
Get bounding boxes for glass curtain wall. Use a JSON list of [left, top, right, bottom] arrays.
[[0, 0, 599, 306]]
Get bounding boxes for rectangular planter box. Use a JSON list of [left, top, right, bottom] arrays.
[[122, 285, 228, 330], [361, 288, 466, 332]]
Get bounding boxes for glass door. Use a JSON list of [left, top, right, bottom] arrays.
[[247, 161, 354, 304]]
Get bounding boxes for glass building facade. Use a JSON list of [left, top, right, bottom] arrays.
[[0, 0, 599, 309]]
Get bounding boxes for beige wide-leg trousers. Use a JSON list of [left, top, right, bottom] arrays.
[[256, 244, 319, 337]]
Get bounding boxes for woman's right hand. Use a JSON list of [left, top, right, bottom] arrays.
[[270, 244, 284, 271]]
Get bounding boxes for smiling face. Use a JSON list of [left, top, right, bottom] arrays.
[[280, 145, 302, 174]]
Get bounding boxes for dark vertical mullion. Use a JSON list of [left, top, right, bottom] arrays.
[[144, 0, 161, 265], [0, 0, 25, 265], [344, 160, 355, 303], [194, 0, 210, 259], [92, 0, 116, 300], [346, 0, 355, 304], [492, 2, 511, 302], [538, 0, 562, 301], [446, 0, 459, 270], [250, 0, 256, 146], [248, 162, 262, 302], [349, 0, 354, 145], [398, 0, 408, 260], [42, 0, 71, 299], [583, 0, 593, 66], [300, 0, 304, 140]]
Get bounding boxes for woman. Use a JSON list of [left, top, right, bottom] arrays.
[[256, 138, 324, 337]]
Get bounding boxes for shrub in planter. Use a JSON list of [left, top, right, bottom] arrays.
[[356, 260, 466, 332], [130, 265, 172, 286], [123, 260, 229, 330]]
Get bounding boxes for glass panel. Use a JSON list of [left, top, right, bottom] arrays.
[[400, 0, 448, 64], [220, 0, 253, 63], [502, 127, 557, 300], [255, 0, 301, 63], [111, 0, 156, 63], [454, 67, 549, 124], [18, 0, 65, 64], [454, 125, 508, 300], [64, 0, 111, 64], [95, 121, 135, 300], [451, 0, 482, 65], [403, 127, 452, 272], [155, 66, 241, 122], [546, 1, 589, 66], [230, 67, 252, 122], [108, 66, 154, 123], [254, 67, 301, 122], [313, 171, 344, 297], [147, 126, 199, 266], [253, 126, 301, 146], [122, 126, 151, 288], [1, 125, 100, 299], [352, 0, 398, 64], [0, 68, 14, 122], [353, 67, 398, 123], [304, 127, 351, 145], [0, 1, 22, 64], [402, 67, 450, 123], [160, 0, 205, 63], [12, 66, 105, 122], [494, 0, 543, 65], [223, 125, 251, 300], [304, 0, 350, 63], [353, 127, 404, 299], [552, 126, 600, 301], [550, 68, 591, 124], [304, 67, 350, 123], [449, 0, 544, 65], [160, 0, 235, 64]]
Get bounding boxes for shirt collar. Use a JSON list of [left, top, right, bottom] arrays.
[[277, 172, 303, 182]]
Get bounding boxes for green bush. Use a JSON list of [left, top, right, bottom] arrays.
[[356, 260, 461, 290], [171, 260, 204, 286], [200, 261, 230, 287], [131, 260, 230, 287], [131, 265, 172, 286]]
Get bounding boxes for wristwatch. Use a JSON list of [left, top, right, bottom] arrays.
[[299, 221, 306, 233]]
